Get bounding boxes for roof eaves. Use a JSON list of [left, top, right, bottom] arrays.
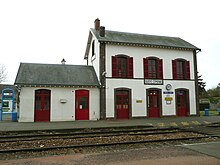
[[100, 40, 199, 51], [15, 83, 100, 88], [84, 29, 101, 59], [14, 63, 23, 85], [84, 31, 93, 59]]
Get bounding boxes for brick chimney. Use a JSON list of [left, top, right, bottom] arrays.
[[94, 18, 100, 31], [100, 26, 105, 37]]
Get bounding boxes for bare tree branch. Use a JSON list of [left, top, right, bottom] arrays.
[[0, 64, 7, 83]]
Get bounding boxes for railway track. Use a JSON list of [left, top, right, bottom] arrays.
[[0, 127, 188, 142], [0, 127, 213, 154]]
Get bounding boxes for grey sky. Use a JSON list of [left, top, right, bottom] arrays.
[[0, 0, 219, 89]]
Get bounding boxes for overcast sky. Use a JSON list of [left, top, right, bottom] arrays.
[[0, 0, 219, 89]]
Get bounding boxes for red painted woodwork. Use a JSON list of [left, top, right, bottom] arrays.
[[172, 59, 190, 80], [112, 55, 133, 78], [176, 90, 189, 117], [143, 58, 148, 78], [143, 57, 163, 79], [34, 89, 50, 122], [112, 56, 118, 77], [148, 90, 160, 118], [158, 59, 163, 79], [128, 57, 133, 78], [185, 61, 190, 80], [75, 90, 89, 120], [116, 90, 129, 119], [172, 59, 177, 79]]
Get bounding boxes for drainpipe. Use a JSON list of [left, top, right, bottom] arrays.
[[194, 49, 201, 116]]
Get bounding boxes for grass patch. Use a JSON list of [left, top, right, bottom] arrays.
[[200, 109, 220, 116]]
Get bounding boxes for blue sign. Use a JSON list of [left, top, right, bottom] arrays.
[[163, 91, 174, 94], [1, 88, 15, 121]]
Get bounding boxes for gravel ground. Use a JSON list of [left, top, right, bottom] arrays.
[[0, 127, 219, 164], [0, 145, 220, 165], [0, 132, 202, 150], [0, 137, 219, 161]]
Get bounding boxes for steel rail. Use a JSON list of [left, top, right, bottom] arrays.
[[0, 125, 153, 134], [0, 128, 180, 141], [0, 135, 209, 154], [0, 129, 183, 143]]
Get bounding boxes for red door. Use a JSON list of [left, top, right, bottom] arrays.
[[148, 89, 160, 118], [116, 90, 129, 119], [176, 89, 189, 116], [34, 89, 50, 122], [75, 90, 89, 120]]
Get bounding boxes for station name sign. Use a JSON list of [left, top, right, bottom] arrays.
[[144, 79, 163, 85]]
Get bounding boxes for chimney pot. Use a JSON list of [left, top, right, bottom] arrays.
[[100, 26, 105, 37], [94, 18, 100, 31], [61, 58, 66, 65]]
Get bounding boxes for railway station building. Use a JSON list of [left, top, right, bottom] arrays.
[[14, 19, 201, 122]]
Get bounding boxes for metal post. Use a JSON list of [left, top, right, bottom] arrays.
[[204, 108, 209, 116], [0, 90, 3, 121]]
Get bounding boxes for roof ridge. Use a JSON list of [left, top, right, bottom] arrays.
[[91, 28, 180, 39], [20, 62, 90, 67]]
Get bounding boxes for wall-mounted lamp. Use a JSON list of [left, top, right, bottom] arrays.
[[60, 99, 67, 103]]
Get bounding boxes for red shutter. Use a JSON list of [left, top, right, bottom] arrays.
[[172, 59, 177, 79], [143, 58, 148, 78], [185, 61, 190, 80], [112, 56, 118, 77], [128, 57, 133, 78], [157, 59, 163, 79]]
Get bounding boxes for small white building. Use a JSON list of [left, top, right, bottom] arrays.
[[15, 63, 100, 122], [84, 19, 201, 119]]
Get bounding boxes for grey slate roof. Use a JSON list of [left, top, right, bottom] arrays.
[[92, 28, 199, 49], [85, 28, 200, 59], [14, 63, 100, 87]]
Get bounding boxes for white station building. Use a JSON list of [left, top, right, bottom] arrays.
[[15, 19, 201, 122]]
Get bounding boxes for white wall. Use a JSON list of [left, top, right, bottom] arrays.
[[85, 34, 197, 118], [106, 79, 196, 118], [105, 44, 196, 118], [87, 36, 100, 81], [105, 44, 195, 79], [18, 87, 100, 122], [19, 87, 35, 122]]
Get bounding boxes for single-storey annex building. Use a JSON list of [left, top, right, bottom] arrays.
[[15, 19, 201, 122], [15, 63, 100, 122]]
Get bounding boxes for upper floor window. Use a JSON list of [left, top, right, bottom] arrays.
[[112, 55, 133, 78], [143, 57, 163, 79], [92, 40, 95, 57], [172, 59, 190, 80]]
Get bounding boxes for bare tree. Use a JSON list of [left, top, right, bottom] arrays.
[[198, 74, 207, 98], [0, 64, 7, 83]]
